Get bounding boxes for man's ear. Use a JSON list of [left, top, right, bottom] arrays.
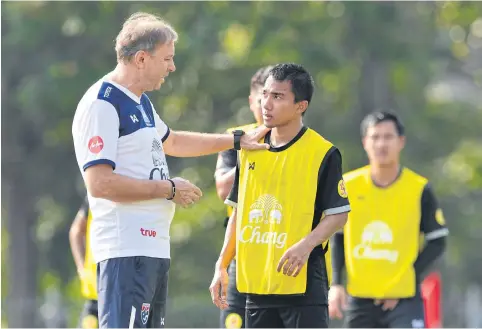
[[399, 135, 406, 151], [297, 100, 308, 115], [133, 50, 147, 68], [362, 136, 368, 152]]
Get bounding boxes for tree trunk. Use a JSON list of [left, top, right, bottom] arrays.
[[358, 57, 393, 116], [4, 181, 40, 328]]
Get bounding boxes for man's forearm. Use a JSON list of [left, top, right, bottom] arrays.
[[166, 131, 234, 157], [414, 237, 446, 281], [69, 233, 86, 273], [215, 167, 236, 201], [216, 210, 237, 270], [331, 231, 346, 285], [304, 213, 348, 250], [86, 167, 172, 202]]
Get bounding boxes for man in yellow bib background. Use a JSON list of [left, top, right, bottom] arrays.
[[214, 65, 273, 329], [210, 63, 350, 328], [69, 196, 98, 328], [328, 112, 448, 328]]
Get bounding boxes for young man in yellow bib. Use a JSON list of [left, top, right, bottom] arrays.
[[214, 65, 273, 329], [328, 112, 448, 328], [210, 63, 350, 328], [69, 196, 98, 328]]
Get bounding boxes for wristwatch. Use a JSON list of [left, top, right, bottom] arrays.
[[232, 130, 245, 151]]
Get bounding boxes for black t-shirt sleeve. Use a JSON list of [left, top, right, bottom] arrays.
[[216, 149, 238, 176], [225, 163, 240, 207], [420, 183, 449, 240], [78, 196, 89, 220], [314, 147, 351, 216], [331, 231, 346, 285]]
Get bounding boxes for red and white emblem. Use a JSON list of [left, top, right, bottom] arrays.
[[88, 136, 104, 154], [141, 303, 150, 325]]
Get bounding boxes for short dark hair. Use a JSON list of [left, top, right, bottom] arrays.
[[250, 65, 274, 90], [360, 111, 405, 137], [268, 63, 314, 104]]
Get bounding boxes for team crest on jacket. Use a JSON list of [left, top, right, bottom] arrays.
[[141, 303, 150, 325], [225, 313, 243, 329], [435, 208, 445, 225], [338, 180, 348, 198]]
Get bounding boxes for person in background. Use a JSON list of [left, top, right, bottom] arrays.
[[72, 11, 269, 329], [214, 65, 273, 329], [328, 112, 448, 328], [69, 196, 98, 328], [210, 63, 350, 328]]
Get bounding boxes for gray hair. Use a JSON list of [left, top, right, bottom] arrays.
[[115, 12, 178, 62]]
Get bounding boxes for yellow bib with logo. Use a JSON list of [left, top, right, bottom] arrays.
[[236, 128, 333, 295], [81, 210, 98, 300], [343, 166, 427, 298], [225, 123, 258, 219]]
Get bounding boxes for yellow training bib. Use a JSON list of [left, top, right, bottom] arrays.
[[81, 209, 98, 300], [236, 128, 333, 295], [343, 166, 427, 298]]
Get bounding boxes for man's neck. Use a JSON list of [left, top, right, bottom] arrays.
[[108, 64, 144, 97], [270, 119, 303, 148], [370, 163, 401, 187]]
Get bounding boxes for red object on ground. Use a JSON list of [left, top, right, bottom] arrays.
[[422, 271, 442, 328]]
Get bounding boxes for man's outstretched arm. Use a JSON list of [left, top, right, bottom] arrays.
[[162, 128, 270, 157]]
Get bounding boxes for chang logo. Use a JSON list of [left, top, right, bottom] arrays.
[[151, 139, 164, 167], [240, 194, 287, 249], [248, 194, 283, 224], [353, 220, 399, 263], [149, 138, 169, 181], [361, 221, 393, 245]]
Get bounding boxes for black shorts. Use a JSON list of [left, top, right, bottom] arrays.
[[78, 299, 98, 328], [97, 256, 170, 328], [344, 294, 425, 328], [220, 260, 247, 328], [246, 305, 328, 328]]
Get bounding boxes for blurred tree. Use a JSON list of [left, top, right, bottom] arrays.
[[2, 1, 482, 327]]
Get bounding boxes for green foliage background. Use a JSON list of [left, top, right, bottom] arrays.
[[2, 1, 482, 327]]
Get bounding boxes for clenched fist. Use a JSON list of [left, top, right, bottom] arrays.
[[170, 177, 203, 208]]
